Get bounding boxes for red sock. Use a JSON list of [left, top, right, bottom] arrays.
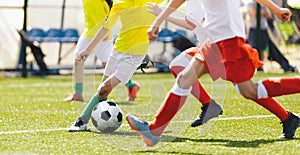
[[252, 97, 289, 121], [149, 92, 187, 136], [170, 66, 211, 105], [262, 77, 300, 97]]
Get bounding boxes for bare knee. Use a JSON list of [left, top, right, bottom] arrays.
[[176, 72, 191, 89], [236, 83, 258, 100], [239, 89, 257, 100], [97, 83, 112, 98]]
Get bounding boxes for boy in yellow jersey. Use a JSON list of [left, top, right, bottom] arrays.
[[68, 0, 164, 132], [64, 0, 140, 102]]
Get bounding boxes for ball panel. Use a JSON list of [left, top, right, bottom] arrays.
[[117, 112, 123, 122], [99, 102, 110, 110], [91, 117, 98, 128], [91, 100, 123, 133], [108, 106, 121, 117], [107, 101, 117, 106], [101, 110, 111, 121]]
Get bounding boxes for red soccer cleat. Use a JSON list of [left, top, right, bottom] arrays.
[[64, 93, 84, 102], [128, 82, 140, 101]]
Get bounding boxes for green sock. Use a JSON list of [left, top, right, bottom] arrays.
[[80, 93, 106, 123], [75, 83, 83, 95], [125, 79, 135, 88]]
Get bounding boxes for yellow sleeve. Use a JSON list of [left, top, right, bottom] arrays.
[[103, 13, 119, 30], [103, 1, 122, 30]]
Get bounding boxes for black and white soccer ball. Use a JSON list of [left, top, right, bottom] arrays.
[[91, 101, 123, 133]]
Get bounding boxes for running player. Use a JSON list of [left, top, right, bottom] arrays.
[[146, 1, 223, 127], [64, 0, 140, 103], [68, 0, 164, 132], [127, 0, 300, 146]]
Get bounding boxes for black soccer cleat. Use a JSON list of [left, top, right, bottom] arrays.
[[68, 117, 87, 132], [191, 100, 223, 127], [279, 112, 300, 139]]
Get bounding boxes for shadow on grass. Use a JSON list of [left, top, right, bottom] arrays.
[[170, 136, 300, 148], [89, 129, 300, 148], [137, 150, 208, 155], [85, 130, 299, 154], [90, 130, 139, 136]]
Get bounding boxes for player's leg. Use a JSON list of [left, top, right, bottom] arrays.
[[69, 51, 146, 132], [169, 50, 222, 127], [236, 79, 300, 139], [65, 39, 113, 102], [127, 56, 208, 146], [225, 37, 300, 139], [261, 77, 300, 97], [64, 36, 90, 102], [259, 77, 300, 138], [68, 74, 119, 132], [169, 52, 212, 104], [101, 51, 145, 103], [69, 47, 116, 132]]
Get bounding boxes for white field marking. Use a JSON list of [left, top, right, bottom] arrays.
[[0, 128, 69, 135], [150, 114, 274, 123], [209, 114, 274, 121], [0, 115, 274, 135]]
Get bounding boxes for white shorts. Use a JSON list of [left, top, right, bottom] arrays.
[[74, 36, 113, 63], [104, 50, 146, 84]]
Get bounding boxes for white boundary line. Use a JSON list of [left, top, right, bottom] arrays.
[[216, 114, 273, 120], [0, 115, 274, 135], [0, 128, 69, 135]]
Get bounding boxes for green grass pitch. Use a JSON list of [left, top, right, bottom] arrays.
[[0, 72, 299, 154]]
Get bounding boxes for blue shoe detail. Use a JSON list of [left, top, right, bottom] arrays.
[[126, 114, 160, 146]]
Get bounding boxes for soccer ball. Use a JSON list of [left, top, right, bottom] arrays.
[[91, 100, 123, 133]]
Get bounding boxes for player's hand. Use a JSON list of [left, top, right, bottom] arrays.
[[147, 24, 160, 41], [146, 2, 162, 16], [274, 8, 291, 22], [76, 50, 90, 62]]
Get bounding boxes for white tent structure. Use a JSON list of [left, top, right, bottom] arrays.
[[0, 0, 192, 76], [0, 0, 85, 76]]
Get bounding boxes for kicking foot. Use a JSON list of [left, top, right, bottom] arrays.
[[126, 114, 160, 146]]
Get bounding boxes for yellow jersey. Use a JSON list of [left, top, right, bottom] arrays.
[[104, 0, 164, 55], [82, 0, 112, 40]]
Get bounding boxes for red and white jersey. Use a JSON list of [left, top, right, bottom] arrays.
[[185, 0, 208, 45], [201, 0, 245, 43]]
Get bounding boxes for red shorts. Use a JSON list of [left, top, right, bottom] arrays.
[[184, 37, 263, 83]]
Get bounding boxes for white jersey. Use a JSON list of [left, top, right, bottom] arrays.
[[185, 0, 208, 45], [201, 0, 246, 43]]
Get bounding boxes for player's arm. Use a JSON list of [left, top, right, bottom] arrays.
[[255, 0, 291, 22], [88, 27, 110, 52], [77, 12, 119, 62], [148, 0, 186, 40], [147, 2, 194, 30], [76, 27, 110, 61]]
